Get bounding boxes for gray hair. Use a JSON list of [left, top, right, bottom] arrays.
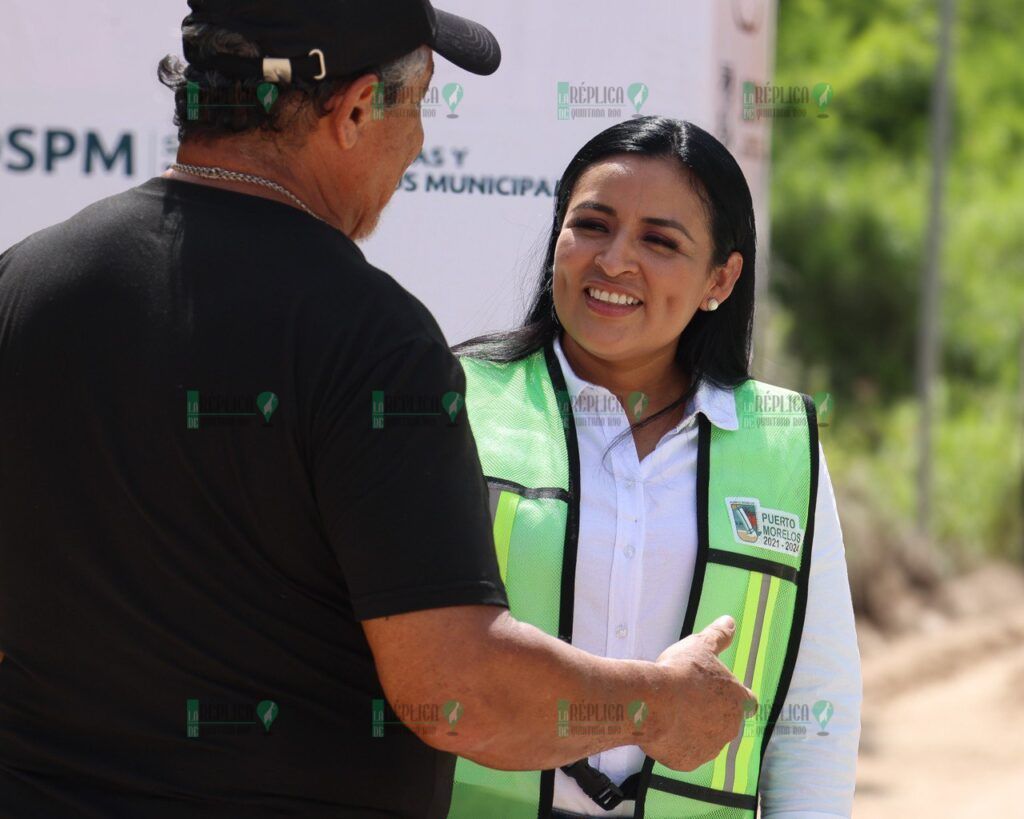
[[158, 25, 430, 143]]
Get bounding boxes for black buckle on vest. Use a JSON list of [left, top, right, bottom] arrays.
[[560, 760, 640, 811]]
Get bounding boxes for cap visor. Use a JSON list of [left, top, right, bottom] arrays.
[[432, 8, 501, 76]]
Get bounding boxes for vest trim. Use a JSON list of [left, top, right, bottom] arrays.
[[647, 776, 759, 811], [685, 414, 714, 639], [757, 393, 820, 761], [545, 343, 582, 646], [543, 342, 582, 819], [484, 477, 570, 504], [706, 548, 799, 584], [539, 771, 555, 819]]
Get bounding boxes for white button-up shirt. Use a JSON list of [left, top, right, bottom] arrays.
[[551, 338, 862, 818]]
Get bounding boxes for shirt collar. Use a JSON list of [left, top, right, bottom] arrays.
[[552, 336, 739, 432]]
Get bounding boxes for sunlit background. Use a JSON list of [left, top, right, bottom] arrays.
[[2, 0, 1022, 815], [765, 1, 1024, 814]]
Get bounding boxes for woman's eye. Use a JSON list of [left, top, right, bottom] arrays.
[[646, 234, 679, 251], [570, 219, 606, 232]]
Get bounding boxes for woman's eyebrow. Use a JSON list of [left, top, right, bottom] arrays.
[[571, 201, 695, 243], [644, 216, 695, 243], [571, 200, 615, 216]]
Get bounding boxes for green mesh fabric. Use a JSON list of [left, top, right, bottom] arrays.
[[449, 761, 541, 819], [451, 354, 571, 816], [461, 352, 569, 491], [503, 497, 566, 637], [642, 791, 757, 819], [713, 381, 812, 573], [453, 363, 813, 819]]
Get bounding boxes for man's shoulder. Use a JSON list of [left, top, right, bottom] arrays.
[[1, 184, 146, 265], [308, 253, 450, 354]]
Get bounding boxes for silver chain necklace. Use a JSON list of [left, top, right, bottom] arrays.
[[170, 163, 331, 227]]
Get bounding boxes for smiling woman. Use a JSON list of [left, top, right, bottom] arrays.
[[455, 116, 757, 440], [449, 117, 861, 819], [553, 153, 745, 447]]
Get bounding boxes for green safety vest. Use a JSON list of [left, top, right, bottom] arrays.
[[450, 344, 819, 819]]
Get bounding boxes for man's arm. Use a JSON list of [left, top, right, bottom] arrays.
[[364, 605, 755, 772], [312, 311, 754, 772]]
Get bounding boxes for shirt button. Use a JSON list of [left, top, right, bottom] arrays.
[[624, 479, 636, 489], [624, 544, 636, 559], [616, 625, 628, 639]]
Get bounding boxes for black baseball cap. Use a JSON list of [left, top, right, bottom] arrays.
[[182, 0, 501, 82]]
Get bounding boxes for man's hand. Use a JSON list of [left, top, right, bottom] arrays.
[[641, 615, 756, 772], [364, 607, 756, 771]]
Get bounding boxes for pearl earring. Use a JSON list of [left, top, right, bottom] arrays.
[[706, 298, 720, 312]]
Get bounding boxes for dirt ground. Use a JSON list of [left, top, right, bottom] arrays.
[[853, 563, 1024, 817]]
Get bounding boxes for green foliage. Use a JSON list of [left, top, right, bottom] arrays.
[[771, 0, 1024, 560]]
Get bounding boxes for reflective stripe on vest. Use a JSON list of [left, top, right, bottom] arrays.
[[450, 345, 819, 819]]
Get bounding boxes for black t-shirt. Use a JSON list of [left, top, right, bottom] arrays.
[[0, 178, 507, 818]]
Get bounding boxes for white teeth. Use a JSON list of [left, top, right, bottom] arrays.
[[588, 287, 640, 306]]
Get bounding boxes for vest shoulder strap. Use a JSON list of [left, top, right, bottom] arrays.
[[461, 349, 571, 493]]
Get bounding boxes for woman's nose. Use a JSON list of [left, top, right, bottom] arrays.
[[594, 233, 638, 278]]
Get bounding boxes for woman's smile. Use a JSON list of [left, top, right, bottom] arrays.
[[583, 284, 644, 317]]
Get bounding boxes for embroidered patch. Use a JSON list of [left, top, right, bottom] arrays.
[[725, 497, 804, 556]]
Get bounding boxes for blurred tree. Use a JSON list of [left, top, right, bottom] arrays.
[[770, 0, 1024, 560], [770, 0, 1023, 406]]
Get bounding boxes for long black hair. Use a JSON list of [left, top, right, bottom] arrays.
[[454, 116, 757, 430]]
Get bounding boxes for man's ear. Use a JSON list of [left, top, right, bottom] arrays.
[[323, 72, 380, 149]]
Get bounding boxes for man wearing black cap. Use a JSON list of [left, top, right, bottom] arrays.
[[0, 2, 754, 817]]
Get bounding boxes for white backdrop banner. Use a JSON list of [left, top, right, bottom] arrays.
[[0, 0, 776, 345]]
